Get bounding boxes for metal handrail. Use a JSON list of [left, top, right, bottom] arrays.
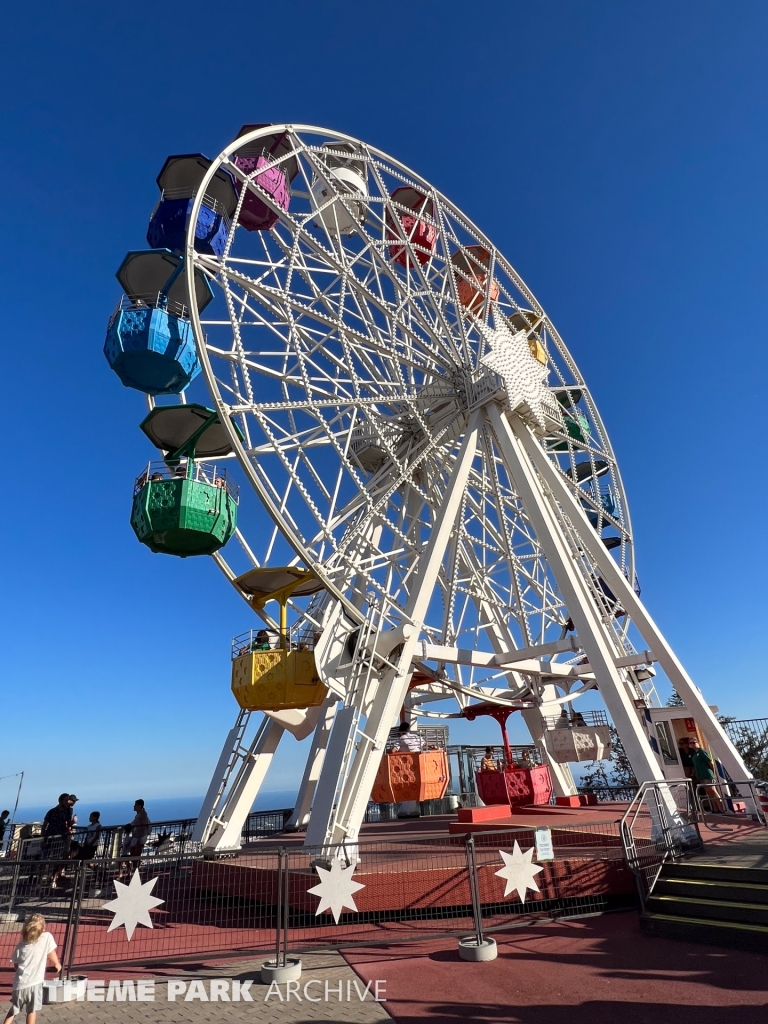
[[620, 779, 703, 908], [108, 294, 190, 325], [134, 460, 239, 501], [231, 625, 316, 658], [158, 188, 232, 222], [543, 710, 609, 730], [693, 778, 767, 825]]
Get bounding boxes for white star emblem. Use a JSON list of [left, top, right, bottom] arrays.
[[102, 870, 164, 940], [494, 841, 544, 903], [307, 860, 365, 924], [479, 313, 559, 434]]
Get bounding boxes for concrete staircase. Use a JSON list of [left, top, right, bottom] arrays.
[[642, 858, 768, 951]]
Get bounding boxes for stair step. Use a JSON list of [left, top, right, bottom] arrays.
[[663, 861, 768, 886], [655, 877, 768, 904], [642, 912, 768, 952], [647, 894, 768, 926]]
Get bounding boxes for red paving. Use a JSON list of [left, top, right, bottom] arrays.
[[343, 912, 768, 1024], [3, 911, 765, 1019]]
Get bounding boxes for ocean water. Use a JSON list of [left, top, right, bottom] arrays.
[[11, 790, 297, 827]]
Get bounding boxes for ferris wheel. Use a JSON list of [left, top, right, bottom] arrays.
[[105, 125, 748, 856]]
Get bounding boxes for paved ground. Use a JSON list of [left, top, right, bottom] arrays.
[[3, 911, 767, 1023], [0, 952, 392, 1023], [687, 820, 768, 867], [344, 912, 768, 1024]]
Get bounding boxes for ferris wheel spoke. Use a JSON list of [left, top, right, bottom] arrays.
[[366, 164, 460, 345], [208, 258, 447, 380]]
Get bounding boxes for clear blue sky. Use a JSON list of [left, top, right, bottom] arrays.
[[1, 1, 766, 810]]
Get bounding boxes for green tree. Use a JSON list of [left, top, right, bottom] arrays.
[[580, 725, 638, 790], [666, 690, 685, 707], [718, 716, 768, 781]]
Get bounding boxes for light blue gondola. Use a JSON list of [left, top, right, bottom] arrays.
[[103, 249, 213, 396]]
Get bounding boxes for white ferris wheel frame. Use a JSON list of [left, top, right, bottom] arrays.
[[176, 125, 749, 854]]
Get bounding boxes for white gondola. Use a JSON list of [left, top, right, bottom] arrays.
[[310, 141, 367, 236]]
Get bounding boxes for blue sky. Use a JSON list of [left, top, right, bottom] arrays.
[[1, 1, 767, 811]]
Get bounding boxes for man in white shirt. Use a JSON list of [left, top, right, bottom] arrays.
[[397, 721, 425, 753], [396, 721, 425, 818]]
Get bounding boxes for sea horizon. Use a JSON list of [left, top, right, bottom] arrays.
[[9, 790, 298, 827]]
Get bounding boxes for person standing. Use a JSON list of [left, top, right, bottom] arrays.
[[690, 739, 723, 812], [127, 800, 150, 859], [3, 913, 61, 1024], [396, 722, 424, 819], [65, 795, 78, 833], [79, 812, 102, 861], [0, 810, 10, 853], [678, 737, 695, 781], [41, 795, 72, 861]]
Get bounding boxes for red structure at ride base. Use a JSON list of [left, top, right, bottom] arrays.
[[463, 703, 554, 808]]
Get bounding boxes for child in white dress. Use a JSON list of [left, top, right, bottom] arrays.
[[4, 915, 61, 1024]]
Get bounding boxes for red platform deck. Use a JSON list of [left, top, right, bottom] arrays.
[[191, 808, 636, 915]]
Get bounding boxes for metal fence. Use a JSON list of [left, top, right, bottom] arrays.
[[577, 785, 639, 803], [693, 778, 766, 823], [722, 718, 768, 779], [0, 819, 635, 971], [1, 808, 295, 863], [619, 781, 703, 907]]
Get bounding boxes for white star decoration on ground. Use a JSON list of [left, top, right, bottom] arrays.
[[479, 314, 555, 433], [307, 860, 365, 924], [102, 870, 164, 940], [494, 841, 544, 903]]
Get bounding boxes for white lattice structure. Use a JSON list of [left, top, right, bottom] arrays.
[[160, 125, 751, 855]]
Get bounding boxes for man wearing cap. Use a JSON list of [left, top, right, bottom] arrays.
[[43, 794, 77, 887], [42, 794, 73, 861]]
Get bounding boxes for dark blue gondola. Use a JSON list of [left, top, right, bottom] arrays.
[[146, 154, 238, 258]]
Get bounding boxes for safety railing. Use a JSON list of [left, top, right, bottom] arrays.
[[242, 807, 294, 841], [134, 460, 239, 501], [619, 780, 703, 908], [0, 857, 81, 975], [577, 785, 639, 803], [158, 187, 232, 223], [543, 709, 609, 730], [385, 724, 449, 752], [108, 294, 190, 324], [231, 625, 318, 657], [278, 823, 632, 956], [471, 820, 633, 932], [693, 778, 767, 824], [3, 817, 203, 865]]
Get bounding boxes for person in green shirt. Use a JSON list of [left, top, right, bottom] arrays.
[[690, 739, 723, 811]]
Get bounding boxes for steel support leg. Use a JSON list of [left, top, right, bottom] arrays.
[[285, 698, 338, 830], [307, 412, 483, 852], [192, 710, 251, 844], [203, 717, 285, 853], [517, 426, 751, 783], [488, 405, 665, 785]]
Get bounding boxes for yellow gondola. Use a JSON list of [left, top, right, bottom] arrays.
[[230, 567, 329, 712]]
